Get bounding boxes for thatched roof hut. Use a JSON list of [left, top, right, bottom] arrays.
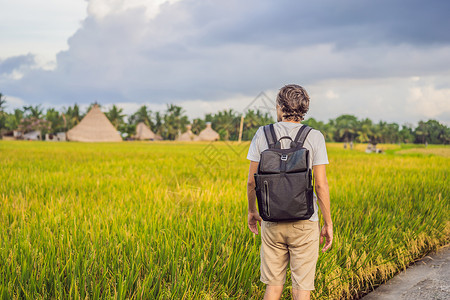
[[66, 104, 122, 142], [198, 122, 219, 141], [135, 122, 162, 140], [177, 125, 198, 141]]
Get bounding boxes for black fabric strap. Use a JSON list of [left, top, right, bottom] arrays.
[[294, 125, 312, 147], [263, 124, 277, 149]]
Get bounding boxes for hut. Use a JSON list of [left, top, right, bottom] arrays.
[[135, 122, 162, 140], [23, 130, 42, 141], [66, 104, 122, 142], [177, 125, 198, 141], [1, 130, 17, 140], [45, 132, 66, 141], [198, 122, 220, 141]]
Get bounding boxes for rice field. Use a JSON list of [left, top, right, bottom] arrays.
[[0, 140, 448, 299]]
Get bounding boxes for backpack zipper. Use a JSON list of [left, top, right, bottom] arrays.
[[264, 180, 270, 217]]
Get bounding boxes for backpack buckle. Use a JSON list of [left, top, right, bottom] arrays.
[[281, 154, 288, 161]]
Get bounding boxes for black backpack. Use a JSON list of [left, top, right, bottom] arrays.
[[254, 124, 314, 222]]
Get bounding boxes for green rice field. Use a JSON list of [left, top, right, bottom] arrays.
[[0, 141, 449, 299]]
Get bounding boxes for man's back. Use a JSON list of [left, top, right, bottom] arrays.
[[247, 121, 329, 222]]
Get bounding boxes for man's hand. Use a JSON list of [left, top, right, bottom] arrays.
[[320, 224, 333, 252], [248, 211, 262, 235]]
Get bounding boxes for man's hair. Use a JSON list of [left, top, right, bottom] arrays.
[[276, 84, 310, 122]]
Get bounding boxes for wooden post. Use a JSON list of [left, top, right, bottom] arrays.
[[238, 115, 244, 142]]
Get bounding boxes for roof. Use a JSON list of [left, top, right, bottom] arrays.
[[135, 122, 161, 140], [66, 105, 122, 142], [177, 125, 198, 141], [198, 123, 220, 141]]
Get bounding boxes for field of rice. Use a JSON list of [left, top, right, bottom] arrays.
[[0, 141, 448, 299]]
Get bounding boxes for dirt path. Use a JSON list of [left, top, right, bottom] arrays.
[[362, 245, 449, 300]]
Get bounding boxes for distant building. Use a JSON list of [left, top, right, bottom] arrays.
[[45, 132, 66, 141], [23, 130, 42, 141], [198, 122, 220, 141], [135, 122, 163, 141], [177, 125, 199, 141], [66, 104, 122, 142]]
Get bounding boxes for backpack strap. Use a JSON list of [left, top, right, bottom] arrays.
[[263, 124, 277, 149], [294, 125, 312, 147]]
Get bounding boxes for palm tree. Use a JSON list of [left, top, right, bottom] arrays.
[[23, 105, 44, 119], [0, 93, 6, 111], [211, 109, 239, 140], [154, 112, 164, 137], [162, 104, 189, 140], [0, 94, 6, 135], [399, 124, 414, 143], [191, 118, 205, 135], [105, 105, 126, 129], [62, 104, 83, 130], [303, 118, 330, 140], [334, 115, 359, 143], [45, 108, 65, 134], [355, 118, 373, 143], [129, 105, 154, 129], [242, 109, 274, 141]]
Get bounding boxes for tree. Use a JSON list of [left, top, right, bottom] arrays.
[[191, 118, 205, 135], [303, 118, 330, 141], [105, 105, 126, 129], [242, 109, 274, 141], [422, 120, 448, 144], [17, 116, 51, 137], [334, 115, 359, 142], [23, 105, 44, 119], [62, 104, 83, 130], [355, 118, 373, 143], [399, 124, 414, 143], [129, 105, 154, 129], [211, 109, 239, 140], [5, 109, 24, 131], [414, 121, 429, 144], [45, 108, 65, 134], [0, 93, 6, 135], [161, 104, 189, 140]]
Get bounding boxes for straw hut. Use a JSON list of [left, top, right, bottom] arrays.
[[66, 104, 122, 142], [177, 125, 198, 141], [135, 122, 162, 140], [198, 122, 220, 141]]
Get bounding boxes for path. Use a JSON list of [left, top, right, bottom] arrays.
[[362, 245, 449, 300]]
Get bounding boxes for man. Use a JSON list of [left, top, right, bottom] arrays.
[[246, 84, 333, 300]]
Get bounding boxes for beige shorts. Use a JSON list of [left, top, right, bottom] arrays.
[[260, 219, 320, 290]]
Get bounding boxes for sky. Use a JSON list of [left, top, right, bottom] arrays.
[[0, 0, 449, 126]]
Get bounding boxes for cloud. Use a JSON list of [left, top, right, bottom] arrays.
[[407, 85, 450, 121], [1, 0, 450, 124], [0, 0, 87, 66], [0, 54, 36, 75]]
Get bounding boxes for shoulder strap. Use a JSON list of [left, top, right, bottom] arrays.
[[294, 125, 312, 147], [263, 124, 277, 149]]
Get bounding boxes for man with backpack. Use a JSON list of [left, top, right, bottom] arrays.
[[246, 84, 333, 300]]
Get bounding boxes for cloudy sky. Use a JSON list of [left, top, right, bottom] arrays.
[[1, 0, 449, 125]]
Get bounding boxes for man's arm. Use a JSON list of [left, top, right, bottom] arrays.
[[247, 161, 262, 235], [313, 164, 333, 252]]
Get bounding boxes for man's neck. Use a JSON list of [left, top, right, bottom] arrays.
[[280, 119, 301, 124]]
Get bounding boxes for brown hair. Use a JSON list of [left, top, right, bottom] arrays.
[[276, 84, 310, 122]]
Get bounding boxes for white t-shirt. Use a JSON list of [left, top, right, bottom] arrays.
[[246, 121, 329, 221]]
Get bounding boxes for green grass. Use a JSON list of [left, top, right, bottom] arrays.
[[0, 141, 448, 299]]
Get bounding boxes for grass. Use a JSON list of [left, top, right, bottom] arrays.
[[0, 141, 448, 299]]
